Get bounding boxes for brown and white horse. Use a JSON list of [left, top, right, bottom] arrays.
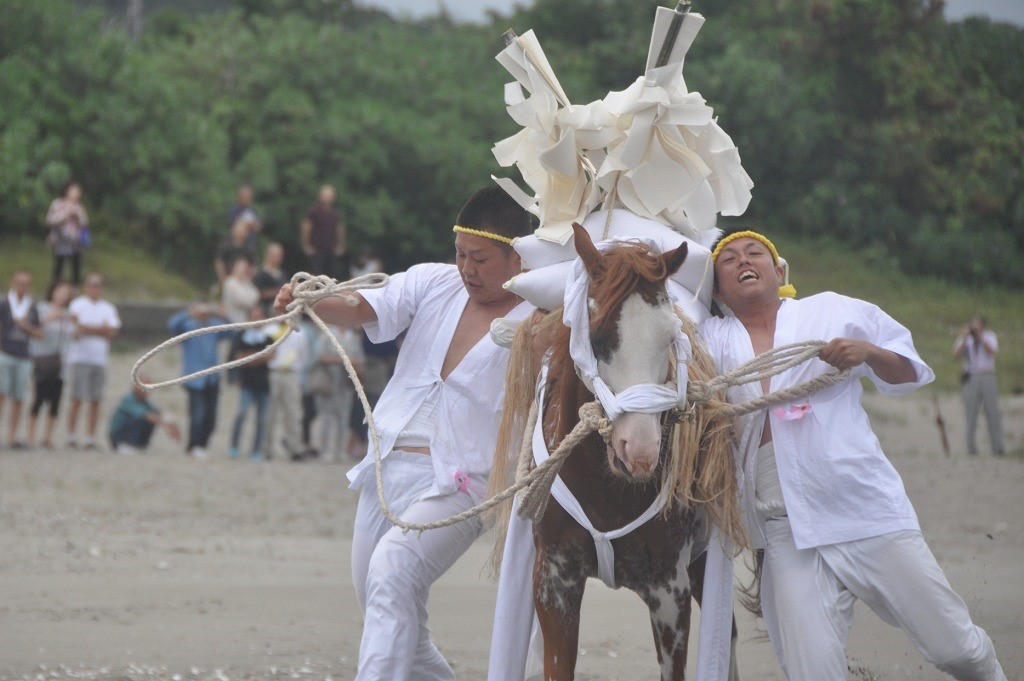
[[490, 224, 743, 680]]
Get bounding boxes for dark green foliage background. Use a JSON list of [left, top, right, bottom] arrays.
[[2, 0, 1021, 285]]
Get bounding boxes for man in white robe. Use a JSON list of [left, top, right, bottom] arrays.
[[275, 186, 533, 681], [699, 229, 1006, 681]]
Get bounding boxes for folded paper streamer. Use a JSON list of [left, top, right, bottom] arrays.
[[492, 8, 754, 246]]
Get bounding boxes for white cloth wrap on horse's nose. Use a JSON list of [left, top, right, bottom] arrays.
[[563, 244, 691, 423]]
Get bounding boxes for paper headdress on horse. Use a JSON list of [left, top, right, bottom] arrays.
[[492, 2, 754, 323]]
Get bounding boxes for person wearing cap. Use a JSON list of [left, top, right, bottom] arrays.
[[699, 228, 1006, 680], [274, 184, 533, 681]]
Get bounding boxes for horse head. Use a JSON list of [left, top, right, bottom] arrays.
[[572, 223, 688, 482]]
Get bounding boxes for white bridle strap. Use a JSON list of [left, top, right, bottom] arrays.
[[563, 242, 690, 422]]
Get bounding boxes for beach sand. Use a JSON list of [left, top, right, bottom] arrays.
[[1, 351, 1021, 681]]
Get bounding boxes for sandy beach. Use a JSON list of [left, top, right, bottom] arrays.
[[1, 350, 1021, 681]]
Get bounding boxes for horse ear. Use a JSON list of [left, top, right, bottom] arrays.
[[661, 242, 688, 278], [572, 222, 602, 275]]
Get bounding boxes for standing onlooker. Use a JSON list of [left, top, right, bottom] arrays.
[[221, 256, 260, 324], [167, 300, 234, 460], [26, 281, 76, 449], [953, 315, 1005, 456], [214, 218, 258, 285], [45, 181, 89, 286], [108, 382, 181, 455], [229, 307, 273, 461], [0, 271, 42, 449], [264, 321, 306, 460], [299, 184, 346, 278], [66, 273, 121, 450], [227, 184, 262, 250], [297, 315, 321, 460], [313, 323, 364, 462], [253, 242, 289, 315]]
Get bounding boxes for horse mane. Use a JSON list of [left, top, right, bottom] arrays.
[[486, 243, 747, 577]]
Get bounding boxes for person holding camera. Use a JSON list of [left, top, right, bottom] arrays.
[[953, 315, 1005, 456]]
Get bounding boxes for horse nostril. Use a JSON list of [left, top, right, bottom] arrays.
[[613, 456, 632, 478]]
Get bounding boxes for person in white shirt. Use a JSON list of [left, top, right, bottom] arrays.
[[311, 323, 364, 462], [952, 315, 1004, 456], [274, 185, 533, 681], [66, 273, 121, 449], [264, 321, 307, 460], [699, 229, 1006, 681]]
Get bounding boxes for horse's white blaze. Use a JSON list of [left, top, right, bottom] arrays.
[[599, 292, 678, 480]]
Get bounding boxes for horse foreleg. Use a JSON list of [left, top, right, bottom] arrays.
[[533, 550, 586, 680], [644, 580, 692, 681], [641, 548, 693, 681]]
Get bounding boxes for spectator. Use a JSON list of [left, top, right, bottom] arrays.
[[0, 271, 42, 449], [953, 314, 1005, 456], [45, 181, 89, 285], [296, 315, 321, 460], [265, 321, 306, 461], [299, 184, 345, 278], [26, 281, 76, 449], [229, 307, 274, 461], [167, 300, 234, 460], [313, 323, 364, 462], [253, 242, 289, 315], [227, 184, 262, 249], [66, 273, 121, 450], [214, 217, 258, 285], [108, 382, 181, 455], [222, 255, 260, 324]]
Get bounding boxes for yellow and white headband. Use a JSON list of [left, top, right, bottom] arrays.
[[711, 230, 796, 298], [452, 225, 514, 245]]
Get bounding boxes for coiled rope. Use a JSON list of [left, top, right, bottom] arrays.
[[133, 273, 847, 532]]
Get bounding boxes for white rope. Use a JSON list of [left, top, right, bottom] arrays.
[[133, 273, 846, 534]]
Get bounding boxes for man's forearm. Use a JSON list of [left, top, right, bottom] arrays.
[[866, 346, 918, 385]]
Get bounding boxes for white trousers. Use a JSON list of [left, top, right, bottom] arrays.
[[963, 373, 1004, 455], [266, 370, 302, 456], [351, 451, 484, 681], [761, 516, 1006, 681], [317, 382, 355, 460]]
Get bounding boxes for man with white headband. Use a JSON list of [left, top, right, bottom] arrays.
[[274, 185, 533, 681], [699, 228, 1006, 680]]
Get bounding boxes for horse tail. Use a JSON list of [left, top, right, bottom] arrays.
[[664, 313, 748, 551], [485, 311, 546, 578], [738, 548, 765, 620]]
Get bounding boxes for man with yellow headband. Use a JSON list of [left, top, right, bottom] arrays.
[[275, 185, 532, 681], [700, 228, 1006, 680]]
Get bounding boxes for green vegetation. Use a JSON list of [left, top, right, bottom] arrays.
[[0, 235, 201, 302], [2, 0, 1022, 389], [2, 0, 1022, 285]]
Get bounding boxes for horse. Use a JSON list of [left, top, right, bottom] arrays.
[[489, 224, 743, 681]]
